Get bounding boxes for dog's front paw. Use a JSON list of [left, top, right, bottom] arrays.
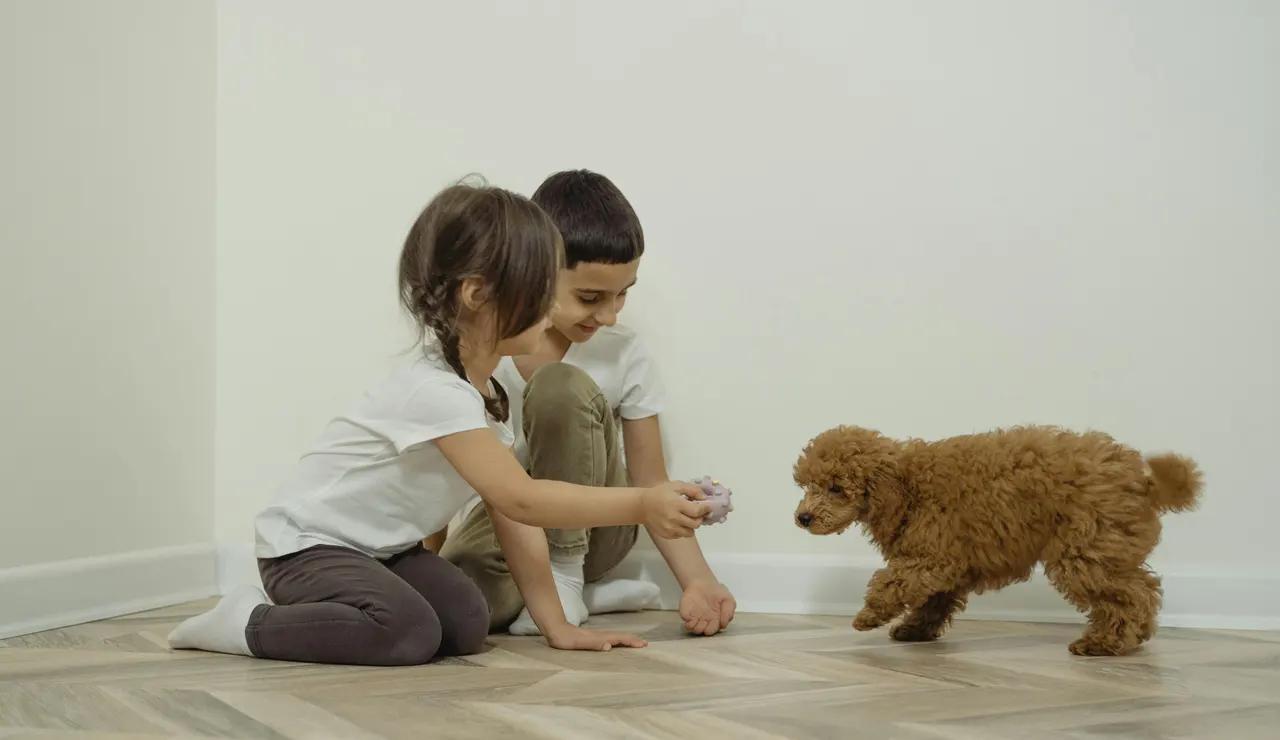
[[853, 609, 886, 631]]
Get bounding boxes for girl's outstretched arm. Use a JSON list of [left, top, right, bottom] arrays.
[[434, 428, 709, 537]]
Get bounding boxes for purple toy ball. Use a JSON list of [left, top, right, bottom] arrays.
[[687, 476, 733, 525]]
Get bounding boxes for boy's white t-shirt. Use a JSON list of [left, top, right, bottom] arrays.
[[495, 323, 664, 469], [254, 347, 513, 561]]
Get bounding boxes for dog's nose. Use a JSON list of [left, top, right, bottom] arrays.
[[797, 512, 813, 528]]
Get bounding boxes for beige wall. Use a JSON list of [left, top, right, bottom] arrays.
[[214, 0, 1279, 575], [0, 0, 216, 570], [2, 0, 1276, 631]]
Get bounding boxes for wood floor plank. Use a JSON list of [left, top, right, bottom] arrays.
[[0, 602, 1274, 738]]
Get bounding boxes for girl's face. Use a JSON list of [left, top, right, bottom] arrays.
[[494, 312, 552, 356], [460, 277, 554, 359], [551, 260, 640, 343]]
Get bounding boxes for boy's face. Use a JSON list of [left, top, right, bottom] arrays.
[[551, 259, 639, 343]]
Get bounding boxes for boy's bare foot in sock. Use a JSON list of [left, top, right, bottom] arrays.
[[509, 555, 589, 636], [167, 583, 269, 656], [584, 578, 662, 614]]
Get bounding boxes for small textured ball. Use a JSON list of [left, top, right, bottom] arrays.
[[688, 476, 733, 525]]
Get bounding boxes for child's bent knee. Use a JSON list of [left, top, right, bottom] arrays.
[[371, 597, 444, 666], [435, 580, 491, 656], [382, 627, 442, 665], [524, 363, 603, 413], [447, 606, 490, 656]]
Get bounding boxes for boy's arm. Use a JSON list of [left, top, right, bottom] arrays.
[[622, 416, 737, 634], [623, 417, 715, 585], [422, 526, 447, 553]]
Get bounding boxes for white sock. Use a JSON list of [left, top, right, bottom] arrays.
[[583, 578, 662, 615], [509, 554, 588, 636], [167, 583, 268, 656]]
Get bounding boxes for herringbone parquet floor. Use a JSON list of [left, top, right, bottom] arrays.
[[1, 599, 1277, 739]]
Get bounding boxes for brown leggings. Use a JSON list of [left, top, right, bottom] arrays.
[[248, 543, 489, 666]]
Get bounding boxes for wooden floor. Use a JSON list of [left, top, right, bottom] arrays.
[[1, 600, 1277, 739]]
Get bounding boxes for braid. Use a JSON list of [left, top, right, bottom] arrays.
[[413, 280, 511, 423], [486, 375, 511, 422]]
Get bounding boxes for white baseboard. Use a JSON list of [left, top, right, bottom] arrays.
[[4, 538, 1271, 643], [0, 543, 220, 640], [216, 542, 1280, 632]]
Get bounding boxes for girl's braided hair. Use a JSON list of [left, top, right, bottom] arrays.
[[398, 177, 562, 422]]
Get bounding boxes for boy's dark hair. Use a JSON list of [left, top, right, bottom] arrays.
[[531, 169, 643, 269], [398, 177, 562, 422]]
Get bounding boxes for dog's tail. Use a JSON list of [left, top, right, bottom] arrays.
[[1144, 453, 1203, 513]]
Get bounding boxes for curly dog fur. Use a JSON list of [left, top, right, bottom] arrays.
[[792, 425, 1203, 656]]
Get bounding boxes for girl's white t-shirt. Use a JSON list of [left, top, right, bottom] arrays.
[[253, 348, 513, 560]]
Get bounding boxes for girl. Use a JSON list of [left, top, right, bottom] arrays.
[[168, 180, 711, 666]]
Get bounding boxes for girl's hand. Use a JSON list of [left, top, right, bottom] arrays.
[[544, 624, 648, 651], [642, 481, 710, 539]]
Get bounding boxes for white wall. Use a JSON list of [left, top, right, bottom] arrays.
[[0, 0, 217, 634], [214, 1, 1279, 618]]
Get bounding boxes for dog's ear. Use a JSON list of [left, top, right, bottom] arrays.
[[861, 446, 905, 510], [866, 463, 903, 504]]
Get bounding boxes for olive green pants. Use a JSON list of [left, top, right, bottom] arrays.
[[439, 362, 638, 632]]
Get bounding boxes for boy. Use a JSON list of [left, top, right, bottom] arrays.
[[438, 169, 737, 636]]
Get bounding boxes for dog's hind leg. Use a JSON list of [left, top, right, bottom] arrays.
[[1133, 567, 1163, 644], [1044, 460, 1165, 656], [889, 588, 970, 642], [1044, 558, 1162, 656]]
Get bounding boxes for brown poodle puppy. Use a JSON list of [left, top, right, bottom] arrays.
[[792, 425, 1203, 656]]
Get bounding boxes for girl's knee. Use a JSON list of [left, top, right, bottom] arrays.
[[436, 579, 491, 656], [377, 601, 443, 665], [383, 624, 443, 665], [447, 608, 490, 656]]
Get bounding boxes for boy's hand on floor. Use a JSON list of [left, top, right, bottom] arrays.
[[544, 624, 649, 652], [680, 580, 737, 636]]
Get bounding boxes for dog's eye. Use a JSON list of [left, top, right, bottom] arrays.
[[828, 484, 844, 495]]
